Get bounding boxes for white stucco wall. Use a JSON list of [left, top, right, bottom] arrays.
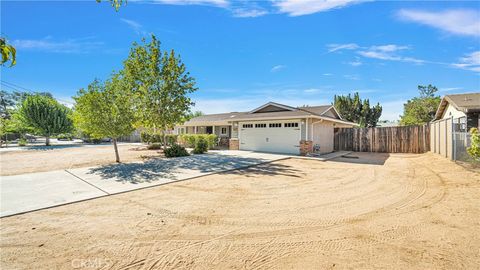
[[441, 104, 466, 119], [309, 119, 334, 153]]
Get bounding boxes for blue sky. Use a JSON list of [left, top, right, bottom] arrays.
[[1, 0, 479, 120]]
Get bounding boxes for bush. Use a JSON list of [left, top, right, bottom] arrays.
[[147, 143, 162, 150], [141, 132, 177, 146], [57, 133, 73, 141], [18, 138, 27, 146], [179, 134, 217, 149], [467, 128, 480, 161], [164, 144, 190, 158], [193, 136, 208, 154]]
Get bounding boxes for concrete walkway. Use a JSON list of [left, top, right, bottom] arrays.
[[0, 151, 288, 217]]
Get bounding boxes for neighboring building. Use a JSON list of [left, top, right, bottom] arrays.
[[434, 92, 480, 130], [377, 120, 400, 127], [175, 102, 357, 155], [430, 92, 480, 161]]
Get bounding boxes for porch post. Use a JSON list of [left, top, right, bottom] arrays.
[[194, 126, 197, 134], [213, 125, 215, 135]]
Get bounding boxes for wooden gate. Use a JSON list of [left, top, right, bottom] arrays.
[[334, 125, 430, 153]]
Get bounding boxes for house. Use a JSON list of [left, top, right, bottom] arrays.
[[434, 92, 480, 130], [175, 102, 357, 155]]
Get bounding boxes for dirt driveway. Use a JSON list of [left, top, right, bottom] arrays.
[[0, 144, 161, 176], [1, 153, 479, 269]]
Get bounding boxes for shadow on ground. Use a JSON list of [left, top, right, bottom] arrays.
[[222, 161, 302, 178], [87, 153, 281, 184], [329, 152, 390, 166]]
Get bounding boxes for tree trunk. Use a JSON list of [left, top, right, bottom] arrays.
[[113, 138, 120, 163], [45, 136, 50, 146], [163, 132, 168, 150]]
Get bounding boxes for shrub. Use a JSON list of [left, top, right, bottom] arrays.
[[164, 144, 190, 158], [178, 134, 217, 149], [467, 128, 480, 161], [18, 138, 27, 146], [141, 132, 177, 146], [57, 133, 73, 141], [193, 136, 208, 154], [140, 132, 151, 143], [147, 143, 162, 150]]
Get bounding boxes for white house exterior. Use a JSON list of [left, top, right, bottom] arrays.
[[175, 102, 357, 155]]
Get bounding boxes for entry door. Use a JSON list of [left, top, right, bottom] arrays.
[[239, 122, 300, 154]]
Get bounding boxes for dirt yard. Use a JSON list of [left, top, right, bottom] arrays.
[[0, 144, 162, 176], [1, 153, 479, 269]]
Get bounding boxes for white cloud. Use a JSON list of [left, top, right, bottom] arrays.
[[274, 0, 366, 16], [451, 51, 480, 72], [120, 18, 147, 35], [271, 64, 287, 72], [348, 57, 362, 66], [357, 44, 425, 64], [12, 37, 104, 53], [439, 87, 463, 92], [154, 0, 229, 7], [327, 43, 359, 53], [343, 74, 360, 80], [304, 88, 321, 93], [322, 73, 333, 76], [397, 9, 480, 37], [232, 8, 268, 17]]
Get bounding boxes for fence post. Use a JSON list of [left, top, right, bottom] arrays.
[[452, 116, 457, 161]]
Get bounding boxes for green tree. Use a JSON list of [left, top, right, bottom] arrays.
[[19, 94, 73, 146], [334, 92, 382, 127], [184, 111, 203, 122], [467, 128, 480, 161], [73, 76, 136, 162], [400, 84, 441, 126], [1, 37, 16, 67], [123, 35, 197, 149], [96, 0, 126, 11]]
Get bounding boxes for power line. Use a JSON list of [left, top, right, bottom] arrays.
[[0, 80, 74, 105]]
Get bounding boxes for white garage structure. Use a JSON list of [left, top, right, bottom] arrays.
[[238, 120, 301, 154], [176, 102, 357, 155]]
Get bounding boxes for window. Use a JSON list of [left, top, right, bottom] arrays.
[[269, 123, 282, 128], [255, 123, 267, 128], [242, 124, 253, 128], [221, 127, 227, 135], [178, 127, 186, 134], [284, 122, 299, 128]]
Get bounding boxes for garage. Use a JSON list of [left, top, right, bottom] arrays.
[[239, 121, 301, 154]]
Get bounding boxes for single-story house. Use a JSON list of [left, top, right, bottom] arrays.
[[175, 102, 357, 155], [434, 92, 480, 130]]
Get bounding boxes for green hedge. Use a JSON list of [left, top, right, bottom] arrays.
[[178, 134, 217, 149], [141, 132, 177, 146]]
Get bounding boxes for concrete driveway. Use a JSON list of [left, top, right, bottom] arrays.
[[0, 151, 288, 217]]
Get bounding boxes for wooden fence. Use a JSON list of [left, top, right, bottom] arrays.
[[334, 125, 430, 153]]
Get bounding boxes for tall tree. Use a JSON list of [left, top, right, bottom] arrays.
[[400, 84, 441, 126], [334, 92, 382, 127], [96, 0, 126, 11], [19, 94, 73, 145], [73, 76, 136, 162], [1, 37, 16, 67], [123, 35, 197, 148]]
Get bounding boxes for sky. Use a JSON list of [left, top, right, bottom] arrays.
[[1, 0, 480, 121]]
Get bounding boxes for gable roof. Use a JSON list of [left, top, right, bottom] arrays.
[[249, 102, 297, 113], [181, 101, 357, 126], [435, 92, 480, 120]]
